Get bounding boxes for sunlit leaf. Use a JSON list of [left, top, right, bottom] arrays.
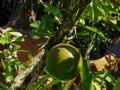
[[95, 71, 116, 85], [85, 26, 105, 38], [0, 32, 11, 44], [97, 6, 106, 16], [11, 44, 20, 51], [102, 0, 118, 15], [3, 73, 13, 83], [109, 17, 117, 25], [79, 18, 85, 26], [0, 38, 9, 44], [6, 27, 13, 32], [10, 32, 23, 37], [11, 36, 24, 42], [18, 62, 26, 70], [97, 0, 106, 17]]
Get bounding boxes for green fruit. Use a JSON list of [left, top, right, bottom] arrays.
[[46, 43, 82, 80]]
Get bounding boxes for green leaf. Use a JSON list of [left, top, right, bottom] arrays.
[[72, 9, 80, 22], [105, 2, 118, 15], [10, 32, 23, 37], [100, 0, 118, 16], [96, 0, 107, 17], [0, 32, 11, 44], [3, 72, 13, 83], [30, 20, 41, 29], [91, 0, 99, 24], [6, 27, 13, 31], [81, 4, 92, 18], [0, 81, 7, 88], [95, 71, 116, 85], [44, 3, 63, 22], [30, 15, 54, 37], [30, 30, 41, 36], [1, 59, 7, 70], [113, 24, 120, 32], [85, 26, 105, 38], [79, 18, 85, 26], [80, 59, 94, 90], [18, 62, 26, 70], [11, 44, 20, 51], [30, 75, 50, 90], [0, 38, 9, 44], [61, 81, 71, 90], [75, 32, 89, 37], [4, 32, 11, 41], [113, 77, 120, 90], [41, 15, 54, 34], [11, 36, 24, 43], [109, 17, 117, 25], [97, 6, 106, 16], [15, 36, 24, 42], [73, 84, 81, 90], [40, 79, 60, 90], [18, 50, 33, 60]]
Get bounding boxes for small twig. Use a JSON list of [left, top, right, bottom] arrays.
[[26, 51, 46, 90], [85, 34, 96, 59]]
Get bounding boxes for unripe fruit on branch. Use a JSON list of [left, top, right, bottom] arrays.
[[46, 43, 82, 80]]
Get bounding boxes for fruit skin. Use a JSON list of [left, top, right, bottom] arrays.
[[46, 43, 82, 80]]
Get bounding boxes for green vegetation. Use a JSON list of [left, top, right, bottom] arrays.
[[0, 0, 120, 90]]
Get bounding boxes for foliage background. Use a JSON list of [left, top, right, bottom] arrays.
[[0, 0, 120, 90]]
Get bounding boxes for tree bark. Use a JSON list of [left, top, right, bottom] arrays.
[[11, 0, 91, 89]]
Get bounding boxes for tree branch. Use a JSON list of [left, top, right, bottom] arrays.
[[13, 49, 45, 89], [13, 0, 91, 89]]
